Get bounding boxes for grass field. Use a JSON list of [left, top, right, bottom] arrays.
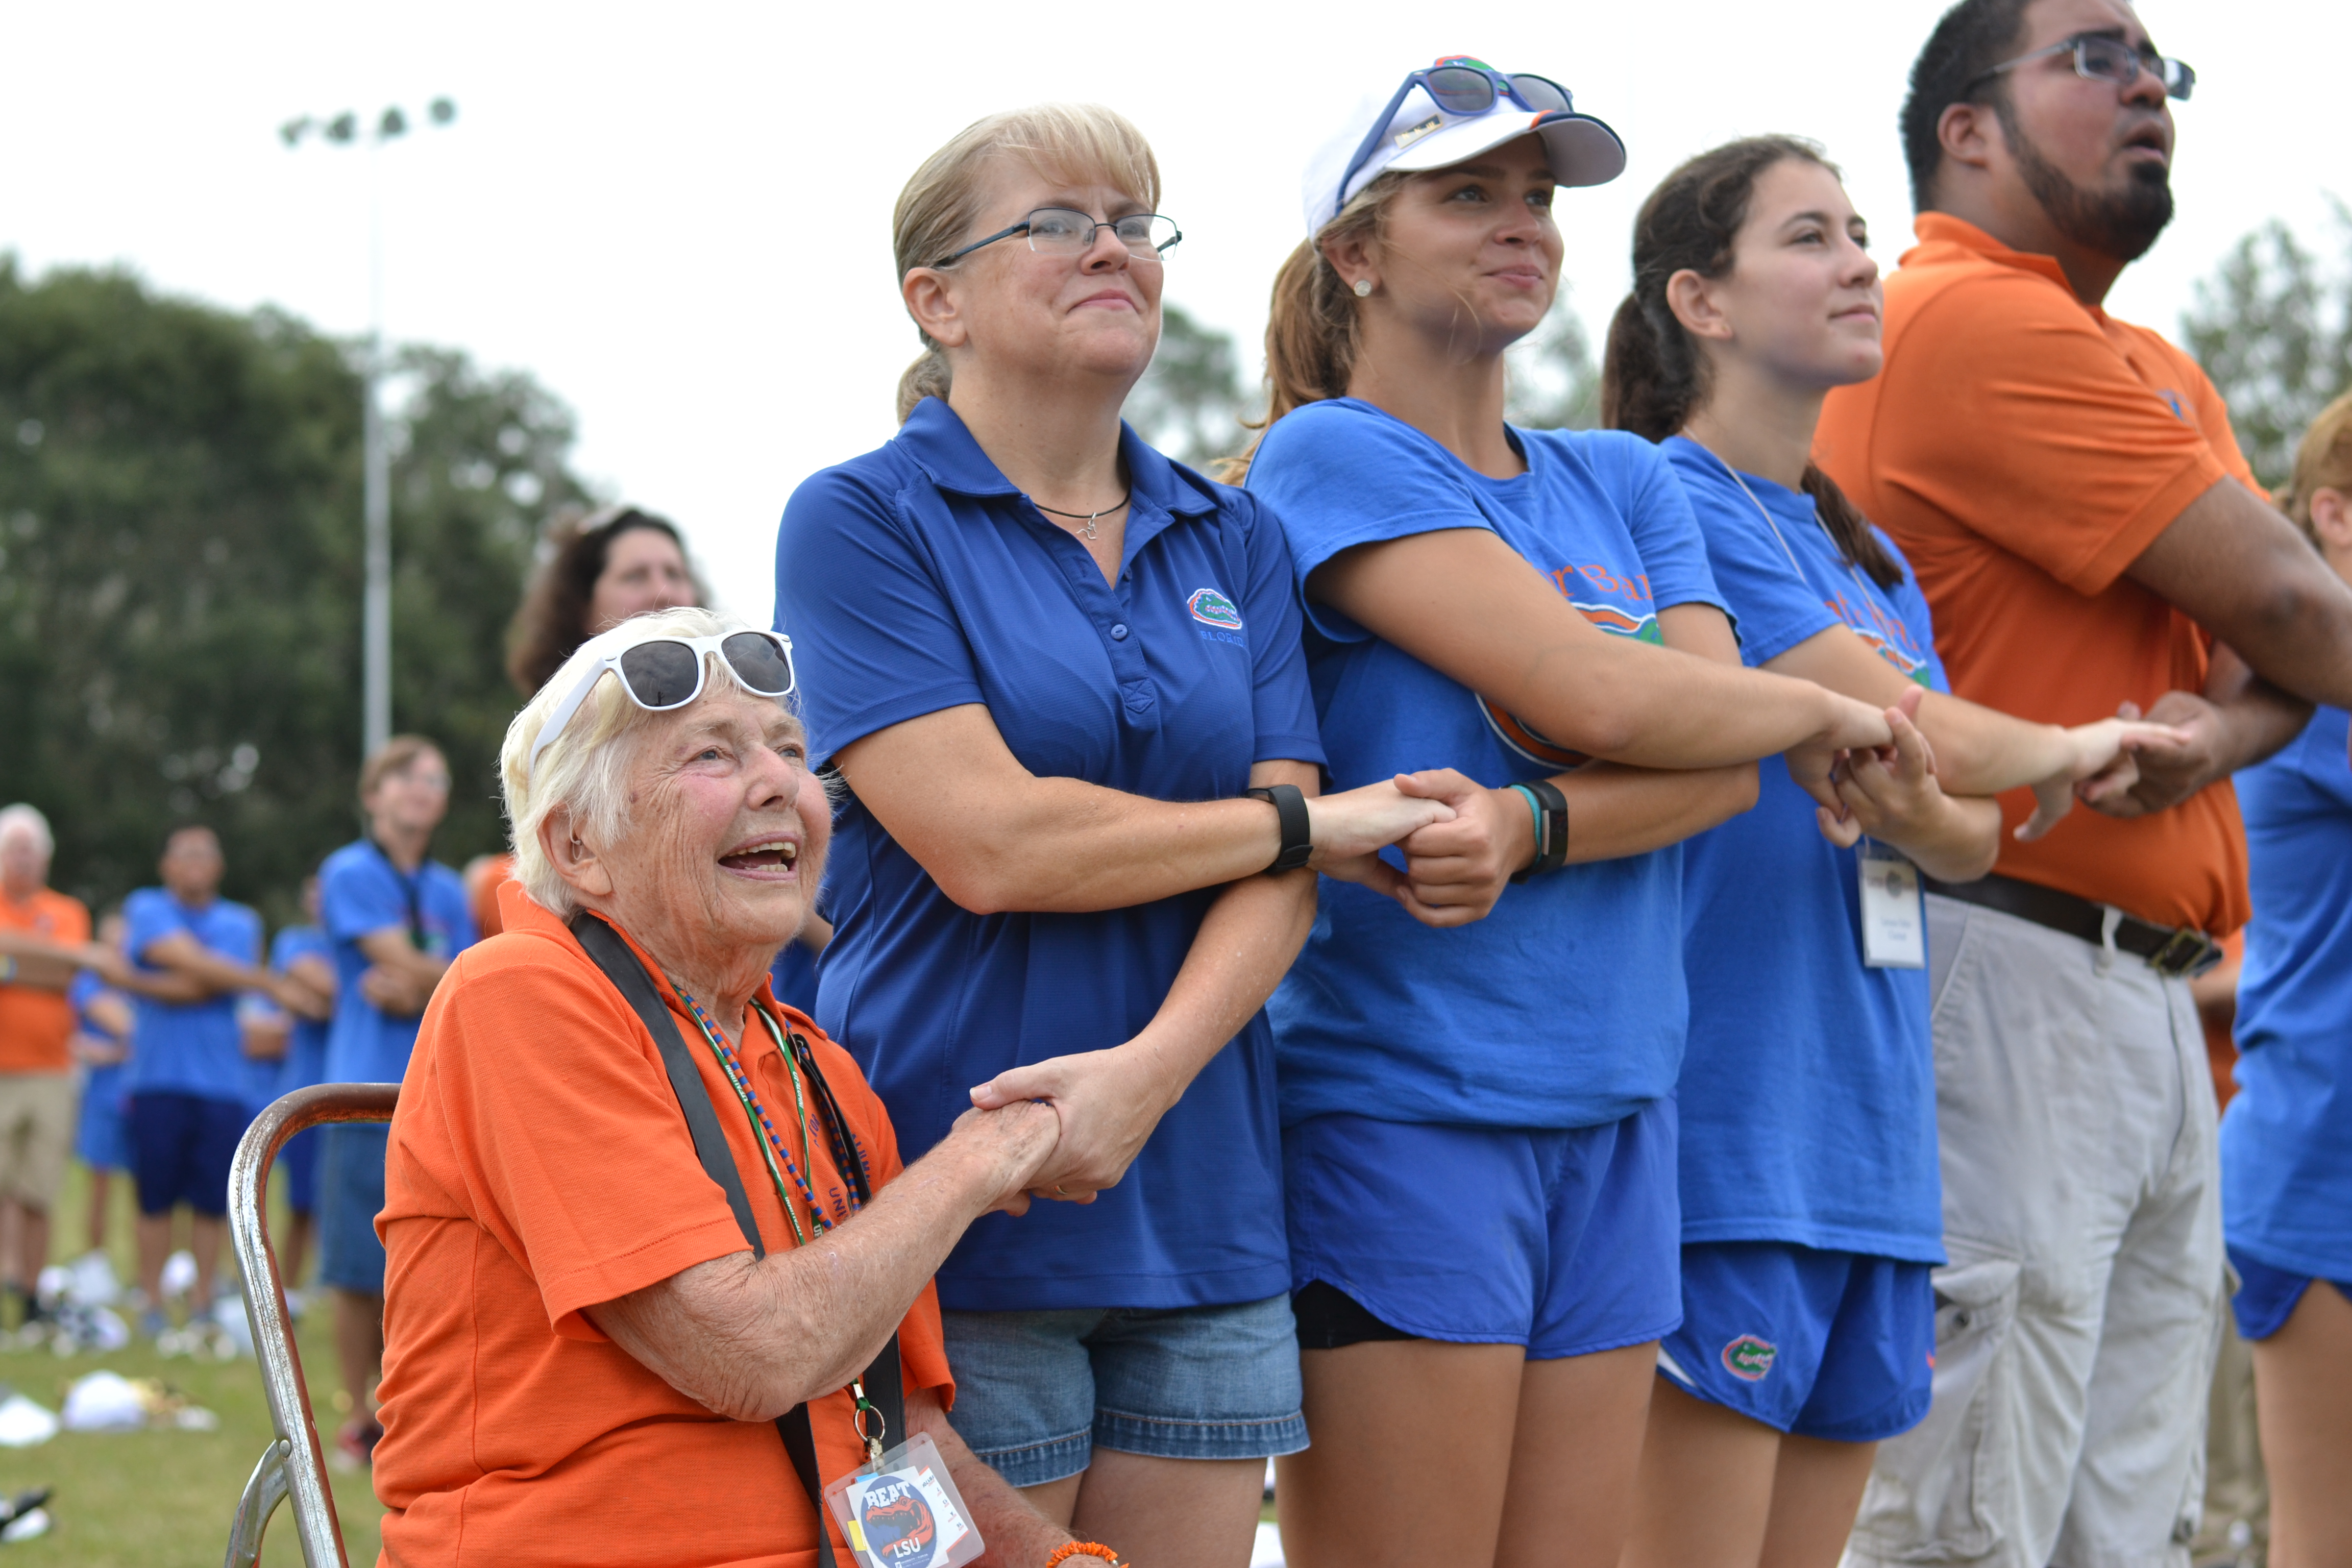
[[0, 1161, 385, 1567]]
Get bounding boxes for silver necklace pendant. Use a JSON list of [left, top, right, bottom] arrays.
[[1077, 516, 1099, 541]]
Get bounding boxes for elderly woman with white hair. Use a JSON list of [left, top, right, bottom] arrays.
[[369, 606, 1086, 1568]]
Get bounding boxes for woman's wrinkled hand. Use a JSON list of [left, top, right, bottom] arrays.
[[943, 1098, 1064, 1217], [1306, 777, 1457, 894], [1388, 771, 1529, 928], [965, 1042, 1181, 1204]]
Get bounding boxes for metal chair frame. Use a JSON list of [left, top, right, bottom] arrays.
[[222, 1083, 401, 1568]]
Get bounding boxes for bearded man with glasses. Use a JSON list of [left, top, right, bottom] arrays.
[[1816, 3, 2352, 1566]]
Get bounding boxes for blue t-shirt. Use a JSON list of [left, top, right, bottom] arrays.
[[69, 969, 129, 1120], [1665, 438, 1947, 1263], [123, 887, 263, 1102], [271, 925, 335, 1100], [776, 397, 1326, 1312], [320, 841, 475, 1085], [2221, 704, 2352, 1279], [1246, 398, 1725, 1130]]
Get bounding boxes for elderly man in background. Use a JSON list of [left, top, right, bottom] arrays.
[[371, 608, 1086, 1567], [0, 804, 95, 1337], [1817, 2, 2352, 1564]]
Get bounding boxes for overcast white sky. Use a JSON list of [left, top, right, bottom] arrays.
[[7, 1, 2344, 626]]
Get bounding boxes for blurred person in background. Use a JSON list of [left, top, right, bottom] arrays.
[[2219, 390, 2352, 1568], [113, 824, 318, 1345], [317, 736, 476, 1470], [777, 102, 1462, 1565], [1816, 3, 2352, 1560], [68, 910, 134, 1289], [0, 803, 93, 1335], [265, 877, 336, 1304]]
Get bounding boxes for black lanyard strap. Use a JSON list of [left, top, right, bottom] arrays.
[[570, 911, 902, 1567]]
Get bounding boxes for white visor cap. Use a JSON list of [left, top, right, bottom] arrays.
[[1303, 77, 1626, 237]]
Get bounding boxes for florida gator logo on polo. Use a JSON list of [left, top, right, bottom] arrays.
[[1722, 1334, 1777, 1382], [1187, 587, 1243, 629]]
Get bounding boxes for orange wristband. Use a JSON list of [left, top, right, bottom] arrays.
[[1044, 1545, 1125, 1567]]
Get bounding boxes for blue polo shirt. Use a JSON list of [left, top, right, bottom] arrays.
[[271, 925, 335, 1101], [1246, 398, 1725, 1131], [123, 887, 263, 1103], [1666, 438, 1947, 1263], [775, 397, 1325, 1312], [2222, 704, 2352, 1280], [320, 841, 475, 1086]]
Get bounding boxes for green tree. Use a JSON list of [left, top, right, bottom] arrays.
[[0, 257, 593, 922], [1123, 303, 1252, 470], [1505, 297, 1603, 432], [2183, 200, 2352, 492]]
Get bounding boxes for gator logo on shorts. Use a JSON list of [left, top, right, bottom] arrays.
[[1722, 1334, 1777, 1382], [1188, 587, 1244, 630], [856, 1476, 941, 1567]]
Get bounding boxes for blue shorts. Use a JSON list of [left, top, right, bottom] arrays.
[[75, 1083, 132, 1174], [941, 1293, 1307, 1488], [2228, 1244, 2352, 1341], [280, 1127, 321, 1217], [1284, 1098, 1681, 1359], [1659, 1241, 1934, 1442], [128, 1092, 249, 1217], [317, 1124, 388, 1294]]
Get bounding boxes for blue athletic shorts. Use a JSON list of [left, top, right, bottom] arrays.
[[1284, 1098, 1681, 1359], [280, 1127, 321, 1217], [128, 1092, 249, 1217], [75, 1083, 132, 1174], [2228, 1244, 2352, 1341], [941, 1293, 1307, 1489], [317, 1123, 389, 1294], [1658, 1241, 1934, 1442]]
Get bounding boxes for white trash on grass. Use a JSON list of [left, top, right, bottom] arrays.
[[61, 1371, 143, 1432], [0, 1392, 60, 1448]]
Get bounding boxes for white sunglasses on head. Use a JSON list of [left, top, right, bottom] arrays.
[[527, 627, 796, 781]]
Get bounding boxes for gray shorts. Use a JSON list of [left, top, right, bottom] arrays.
[[940, 1293, 1307, 1489], [1845, 895, 2223, 1568]]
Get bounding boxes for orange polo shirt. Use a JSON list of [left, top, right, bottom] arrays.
[[373, 882, 953, 1567], [0, 889, 90, 1072], [1817, 212, 2259, 934]]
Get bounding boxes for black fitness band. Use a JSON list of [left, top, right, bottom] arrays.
[[1244, 783, 1314, 874], [1509, 778, 1570, 884]]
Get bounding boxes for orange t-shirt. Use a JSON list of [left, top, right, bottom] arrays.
[[373, 881, 953, 1568], [1817, 212, 2260, 934], [0, 889, 91, 1072], [463, 852, 514, 940]]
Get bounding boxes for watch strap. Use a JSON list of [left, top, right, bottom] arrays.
[[1509, 778, 1570, 883], [1243, 784, 1313, 874]]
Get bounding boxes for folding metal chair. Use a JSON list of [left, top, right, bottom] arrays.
[[222, 1083, 400, 1568]]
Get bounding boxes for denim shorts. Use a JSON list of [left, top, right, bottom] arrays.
[[941, 1294, 1307, 1488], [317, 1123, 388, 1294], [128, 1092, 249, 1217], [1284, 1098, 1681, 1359], [1660, 1241, 1935, 1442]]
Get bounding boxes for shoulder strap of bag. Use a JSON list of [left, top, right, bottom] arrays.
[[570, 911, 901, 1566]]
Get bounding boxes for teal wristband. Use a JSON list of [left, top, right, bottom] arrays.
[[1508, 784, 1545, 880]]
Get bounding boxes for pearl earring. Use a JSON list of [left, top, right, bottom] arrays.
[[1353, 278, 1374, 298]]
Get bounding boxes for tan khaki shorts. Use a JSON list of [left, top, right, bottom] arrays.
[[0, 1071, 78, 1209]]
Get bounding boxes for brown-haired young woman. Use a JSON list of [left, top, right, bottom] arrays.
[[505, 506, 702, 696], [1603, 136, 2180, 1568], [1237, 60, 1904, 1568]]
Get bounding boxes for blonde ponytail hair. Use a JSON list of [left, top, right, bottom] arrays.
[[891, 103, 1162, 424]]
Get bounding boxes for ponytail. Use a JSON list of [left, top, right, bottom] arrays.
[[896, 349, 954, 425], [1605, 135, 1903, 590], [1222, 173, 1406, 483]]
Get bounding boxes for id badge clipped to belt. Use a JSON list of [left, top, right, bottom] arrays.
[[1856, 842, 1926, 970], [822, 1430, 984, 1568]]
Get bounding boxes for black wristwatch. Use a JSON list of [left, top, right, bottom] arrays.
[[1509, 778, 1571, 884], [1244, 784, 1314, 874]]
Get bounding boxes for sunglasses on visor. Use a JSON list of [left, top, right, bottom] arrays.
[[1337, 60, 1575, 209], [527, 628, 797, 781]]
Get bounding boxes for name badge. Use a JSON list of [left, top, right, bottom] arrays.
[[1858, 846, 1926, 970], [824, 1430, 983, 1568]]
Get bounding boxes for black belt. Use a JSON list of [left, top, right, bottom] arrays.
[[1920, 872, 2223, 979]]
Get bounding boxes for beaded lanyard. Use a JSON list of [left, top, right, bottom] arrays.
[[674, 987, 862, 1246]]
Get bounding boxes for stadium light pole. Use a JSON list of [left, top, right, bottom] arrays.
[[280, 97, 457, 760]]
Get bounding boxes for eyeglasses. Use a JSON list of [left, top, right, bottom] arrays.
[[1338, 60, 1573, 210], [932, 208, 1183, 268], [527, 628, 796, 781], [1968, 33, 2195, 101]]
